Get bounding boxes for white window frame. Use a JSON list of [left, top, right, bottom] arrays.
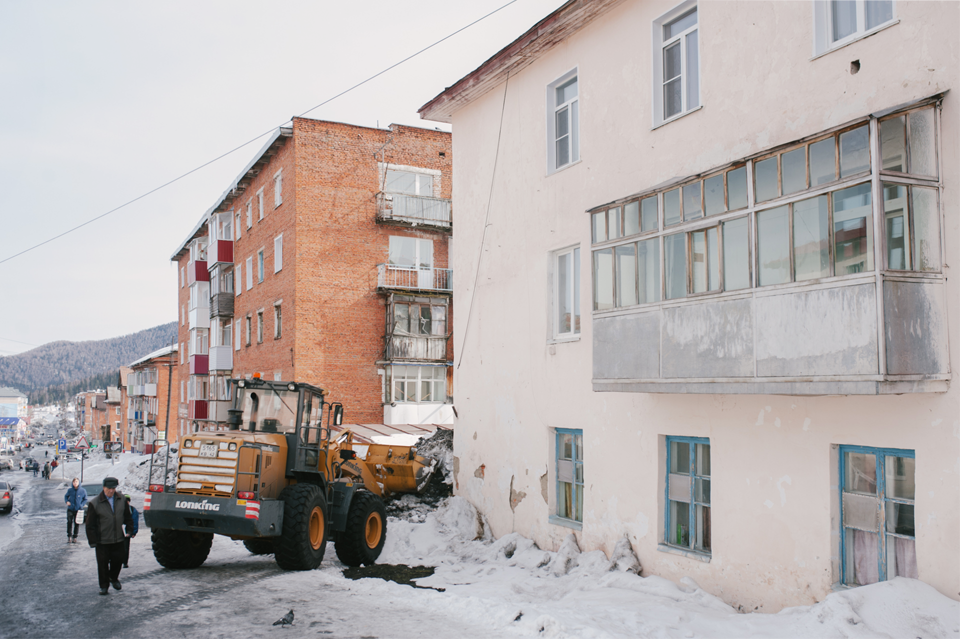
[[257, 310, 264, 344], [180, 267, 184, 288], [274, 169, 283, 208], [551, 245, 581, 341], [235, 262, 242, 296], [246, 200, 253, 229], [274, 234, 283, 273], [813, 0, 897, 57], [652, 0, 700, 128], [257, 187, 264, 220], [389, 365, 447, 404], [245, 315, 252, 347], [274, 302, 282, 339], [245, 257, 253, 290], [546, 68, 579, 174], [257, 249, 264, 283], [235, 212, 242, 239], [234, 319, 241, 352]]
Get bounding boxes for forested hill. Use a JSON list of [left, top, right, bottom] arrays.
[[0, 323, 177, 403]]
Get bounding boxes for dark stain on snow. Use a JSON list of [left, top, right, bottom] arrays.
[[342, 564, 445, 592]]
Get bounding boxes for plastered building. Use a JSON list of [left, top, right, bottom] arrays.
[[420, 0, 959, 610]]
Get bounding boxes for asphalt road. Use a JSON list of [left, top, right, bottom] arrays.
[[0, 448, 497, 639]]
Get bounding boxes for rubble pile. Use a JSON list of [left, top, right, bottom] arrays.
[[387, 428, 454, 521]]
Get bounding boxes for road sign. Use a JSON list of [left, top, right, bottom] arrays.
[[104, 441, 123, 453], [58, 438, 67, 453], [76, 435, 89, 449]]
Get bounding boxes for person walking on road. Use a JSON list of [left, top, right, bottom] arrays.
[[43, 462, 51, 480], [85, 477, 134, 595], [64, 478, 88, 544]]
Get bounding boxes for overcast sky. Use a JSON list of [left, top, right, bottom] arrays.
[[0, 0, 565, 357]]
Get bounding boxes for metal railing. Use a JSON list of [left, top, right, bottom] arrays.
[[376, 193, 451, 229], [377, 264, 452, 292]]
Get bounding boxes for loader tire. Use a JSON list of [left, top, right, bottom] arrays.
[[151, 528, 213, 569], [334, 491, 386, 567], [275, 483, 327, 571], [243, 538, 275, 555]]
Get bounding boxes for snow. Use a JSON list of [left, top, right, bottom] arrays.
[[49, 454, 958, 638]]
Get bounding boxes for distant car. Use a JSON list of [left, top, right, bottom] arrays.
[[0, 459, 14, 471], [0, 481, 13, 513], [24, 459, 39, 472], [81, 482, 102, 499]]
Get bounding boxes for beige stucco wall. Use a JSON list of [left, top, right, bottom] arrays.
[[444, 0, 959, 611]]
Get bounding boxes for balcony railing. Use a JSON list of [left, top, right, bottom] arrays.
[[210, 293, 234, 318], [377, 265, 452, 292], [189, 354, 209, 376], [187, 260, 209, 285], [376, 193, 451, 229], [188, 307, 210, 330], [207, 239, 234, 265], [209, 346, 233, 372], [385, 335, 448, 362]]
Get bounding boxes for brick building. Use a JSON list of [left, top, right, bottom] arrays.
[[124, 345, 178, 453], [171, 117, 453, 431]]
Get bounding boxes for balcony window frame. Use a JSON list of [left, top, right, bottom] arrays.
[[387, 364, 447, 404], [546, 68, 579, 174]]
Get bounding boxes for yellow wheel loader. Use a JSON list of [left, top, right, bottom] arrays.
[[142, 377, 436, 570]]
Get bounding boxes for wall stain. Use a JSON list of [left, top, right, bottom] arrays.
[[509, 475, 526, 512]]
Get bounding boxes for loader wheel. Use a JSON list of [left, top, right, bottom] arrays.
[[151, 529, 213, 569], [243, 538, 275, 555], [274, 483, 327, 570], [335, 491, 387, 567]]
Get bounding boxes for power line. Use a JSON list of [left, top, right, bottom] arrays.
[[0, 0, 519, 267], [0, 337, 39, 346]]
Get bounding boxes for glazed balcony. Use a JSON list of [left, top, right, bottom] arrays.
[[186, 260, 209, 285], [189, 355, 209, 376], [384, 335, 448, 362], [376, 193, 451, 231], [207, 239, 234, 265], [377, 265, 452, 293], [207, 400, 232, 423], [188, 400, 208, 420], [209, 293, 234, 319], [209, 346, 233, 372]]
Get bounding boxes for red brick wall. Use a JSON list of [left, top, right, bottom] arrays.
[[291, 119, 452, 423]]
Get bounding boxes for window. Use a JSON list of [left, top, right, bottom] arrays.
[[235, 262, 242, 296], [388, 365, 446, 403], [555, 429, 583, 523], [590, 99, 942, 310], [219, 320, 231, 348], [245, 257, 253, 290], [234, 320, 241, 352], [553, 247, 581, 338], [384, 169, 434, 196], [235, 212, 242, 239], [179, 343, 184, 365], [274, 169, 283, 207], [245, 315, 252, 347], [180, 267, 184, 288], [246, 200, 253, 229], [665, 437, 711, 555], [814, 1, 896, 56], [274, 235, 283, 273], [389, 236, 433, 269], [180, 381, 184, 404], [653, 2, 699, 125], [274, 304, 282, 339], [547, 70, 579, 172], [257, 250, 264, 283], [257, 187, 264, 220], [180, 304, 185, 326], [392, 300, 447, 336], [839, 445, 916, 585], [257, 311, 264, 344]]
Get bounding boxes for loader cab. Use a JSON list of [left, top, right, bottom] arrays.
[[227, 378, 343, 481]]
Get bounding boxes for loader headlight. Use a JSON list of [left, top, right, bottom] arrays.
[[228, 443, 237, 451], [237, 380, 245, 388], [287, 383, 296, 391], [183, 440, 192, 448]]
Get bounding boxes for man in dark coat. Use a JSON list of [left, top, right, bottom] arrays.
[[85, 477, 134, 595]]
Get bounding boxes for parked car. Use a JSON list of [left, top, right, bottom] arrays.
[[0, 481, 14, 513], [0, 459, 15, 471]]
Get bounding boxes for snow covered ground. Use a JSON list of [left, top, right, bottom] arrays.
[[57, 452, 958, 638]]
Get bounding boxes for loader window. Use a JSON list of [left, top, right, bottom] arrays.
[[239, 387, 298, 434]]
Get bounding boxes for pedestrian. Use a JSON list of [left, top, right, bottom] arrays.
[[85, 477, 134, 595], [32, 463, 38, 477], [64, 478, 88, 543], [43, 462, 51, 479], [121, 495, 139, 568]]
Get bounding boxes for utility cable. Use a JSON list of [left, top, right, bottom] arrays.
[[0, 0, 520, 266], [457, 71, 509, 370]]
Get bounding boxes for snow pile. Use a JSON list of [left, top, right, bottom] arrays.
[[373, 496, 959, 639]]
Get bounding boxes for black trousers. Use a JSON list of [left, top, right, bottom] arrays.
[[67, 509, 79, 538], [95, 542, 125, 588]]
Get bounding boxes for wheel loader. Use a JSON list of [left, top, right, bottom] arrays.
[[142, 377, 436, 570]]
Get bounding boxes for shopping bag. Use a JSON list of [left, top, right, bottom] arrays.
[[75, 510, 85, 525]]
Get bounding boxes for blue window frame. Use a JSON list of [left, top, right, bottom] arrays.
[[839, 445, 916, 586], [556, 429, 583, 522], [665, 436, 710, 554]]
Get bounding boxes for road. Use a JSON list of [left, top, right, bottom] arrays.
[[0, 447, 500, 639]]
